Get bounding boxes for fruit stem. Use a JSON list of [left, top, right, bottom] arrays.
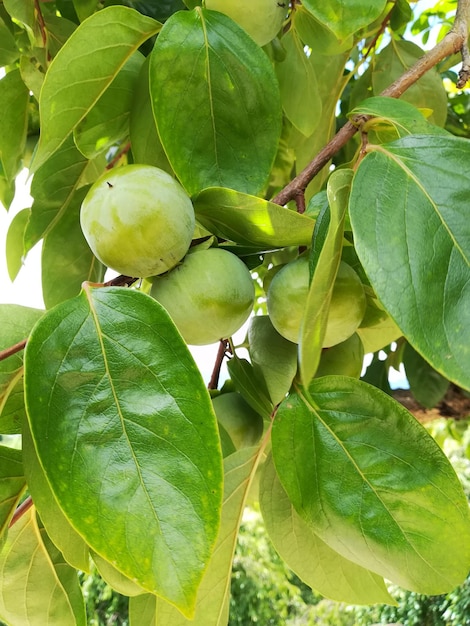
[[208, 339, 230, 390]]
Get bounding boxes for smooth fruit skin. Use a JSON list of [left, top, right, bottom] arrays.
[[150, 248, 255, 345], [212, 392, 264, 449], [267, 256, 367, 347], [80, 164, 195, 278], [205, 0, 287, 47], [315, 334, 365, 379]]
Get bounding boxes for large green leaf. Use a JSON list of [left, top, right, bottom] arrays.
[[0, 69, 29, 183], [24, 287, 223, 615], [0, 305, 43, 434], [73, 52, 145, 159], [349, 135, 470, 390], [193, 187, 315, 248], [129, 56, 173, 172], [299, 169, 351, 385], [293, 6, 354, 55], [260, 452, 395, 605], [275, 30, 322, 137], [272, 377, 470, 594], [0, 508, 84, 626], [41, 189, 105, 309], [31, 6, 161, 170], [150, 8, 282, 196], [22, 418, 90, 573], [0, 447, 26, 542], [302, 0, 387, 39], [152, 447, 261, 625]]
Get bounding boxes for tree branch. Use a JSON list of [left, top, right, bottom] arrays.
[[10, 496, 33, 528], [273, 0, 470, 207], [208, 339, 229, 390], [0, 339, 27, 362]]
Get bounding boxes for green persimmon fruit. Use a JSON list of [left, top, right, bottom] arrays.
[[266, 256, 367, 347], [205, 0, 288, 47], [315, 333, 365, 379], [80, 164, 195, 278], [212, 392, 264, 449], [150, 248, 255, 345]]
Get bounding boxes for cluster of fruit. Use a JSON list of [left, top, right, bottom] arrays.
[[80, 164, 255, 346]]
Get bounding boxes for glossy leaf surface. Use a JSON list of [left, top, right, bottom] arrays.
[[150, 9, 282, 196], [24, 287, 223, 615], [272, 377, 470, 594], [73, 52, 145, 159], [194, 187, 315, 248], [350, 135, 470, 390], [32, 6, 161, 170], [154, 447, 261, 625], [260, 453, 394, 604]]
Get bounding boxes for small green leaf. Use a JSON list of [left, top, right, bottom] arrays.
[[193, 187, 315, 248], [403, 343, 450, 409], [302, 0, 387, 39], [372, 40, 447, 126], [2, 0, 39, 45], [129, 593, 156, 625], [349, 135, 470, 390], [153, 447, 261, 625], [0, 446, 26, 542], [73, 0, 98, 22], [299, 169, 352, 385], [22, 418, 90, 573], [41, 189, 105, 309], [0, 508, 83, 626], [74, 52, 145, 159], [247, 316, 297, 406], [0, 17, 19, 65], [24, 287, 223, 615], [227, 355, 273, 420], [293, 6, 354, 55], [272, 377, 470, 594], [150, 8, 282, 195], [25, 136, 89, 253], [349, 96, 446, 139], [6, 208, 30, 282], [0, 69, 29, 183], [260, 452, 395, 604], [0, 305, 43, 434], [275, 30, 322, 137], [32, 6, 161, 170]]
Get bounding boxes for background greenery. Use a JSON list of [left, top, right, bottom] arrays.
[[75, 417, 470, 626]]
